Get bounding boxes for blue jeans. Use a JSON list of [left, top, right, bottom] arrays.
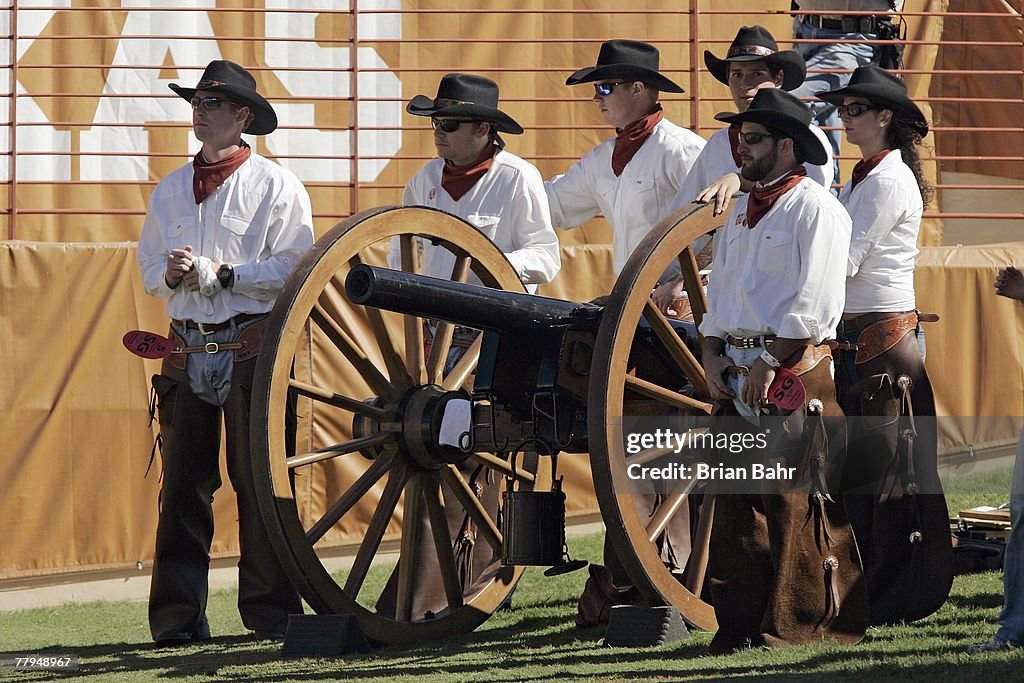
[[789, 18, 879, 187], [995, 431, 1024, 643]]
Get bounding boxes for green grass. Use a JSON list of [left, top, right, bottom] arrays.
[[1, 468, 1022, 681]]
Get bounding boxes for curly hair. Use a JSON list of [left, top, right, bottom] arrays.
[[885, 116, 934, 208]]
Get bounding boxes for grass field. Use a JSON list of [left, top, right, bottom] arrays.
[[1, 468, 1022, 681]]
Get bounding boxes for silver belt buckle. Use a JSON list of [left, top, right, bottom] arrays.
[[204, 342, 219, 354], [197, 321, 215, 336]]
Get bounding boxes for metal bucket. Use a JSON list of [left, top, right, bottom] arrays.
[[501, 485, 566, 566]]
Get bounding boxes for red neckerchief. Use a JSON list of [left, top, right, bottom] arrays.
[[611, 105, 664, 177], [727, 124, 743, 167], [746, 166, 807, 229], [193, 141, 251, 204], [850, 148, 892, 191], [441, 143, 499, 201]]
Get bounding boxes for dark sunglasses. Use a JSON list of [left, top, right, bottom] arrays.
[[190, 96, 239, 112], [837, 102, 877, 118], [430, 118, 474, 133], [738, 131, 775, 145], [593, 81, 630, 96]]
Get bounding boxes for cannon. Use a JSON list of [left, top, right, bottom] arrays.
[[250, 202, 725, 645]]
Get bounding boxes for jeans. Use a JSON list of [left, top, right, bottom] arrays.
[[789, 18, 879, 187], [995, 431, 1024, 643]]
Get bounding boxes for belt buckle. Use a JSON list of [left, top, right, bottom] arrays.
[[197, 321, 215, 336], [204, 342, 219, 354]]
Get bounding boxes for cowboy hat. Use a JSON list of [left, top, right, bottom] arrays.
[[565, 39, 684, 93], [815, 64, 929, 135], [716, 88, 828, 165], [406, 73, 523, 135], [169, 60, 277, 135], [704, 26, 806, 92]]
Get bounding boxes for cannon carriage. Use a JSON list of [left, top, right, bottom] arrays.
[[250, 202, 726, 645]]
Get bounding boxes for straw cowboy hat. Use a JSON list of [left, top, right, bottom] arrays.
[[704, 25, 807, 92], [169, 59, 277, 135], [406, 73, 524, 135], [815, 64, 929, 135], [565, 39, 684, 93], [716, 88, 828, 165]]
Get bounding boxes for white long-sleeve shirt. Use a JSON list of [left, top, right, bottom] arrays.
[[545, 118, 706, 274], [699, 175, 852, 343], [668, 124, 834, 212], [137, 153, 314, 323], [395, 149, 561, 292], [840, 148, 921, 313]]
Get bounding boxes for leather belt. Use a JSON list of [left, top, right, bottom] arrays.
[[803, 14, 883, 34], [725, 334, 776, 350], [173, 312, 267, 336]]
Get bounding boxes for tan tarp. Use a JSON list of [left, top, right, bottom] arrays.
[[2, 240, 1023, 580]]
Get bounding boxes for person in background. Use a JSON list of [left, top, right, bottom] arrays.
[[138, 60, 313, 645]]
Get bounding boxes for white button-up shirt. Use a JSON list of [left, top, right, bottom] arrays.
[[700, 175, 852, 343], [668, 124, 835, 211], [137, 153, 315, 323], [840, 148, 921, 313], [545, 118, 706, 274], [395, 149, 561, 292]]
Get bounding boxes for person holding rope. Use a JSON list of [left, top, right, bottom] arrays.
[[137, 60, 313, 645], [816, 64, 953, 625]]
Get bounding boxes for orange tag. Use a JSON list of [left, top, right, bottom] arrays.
[[122, 330, 174, 359], [768, 367, 805, 411]]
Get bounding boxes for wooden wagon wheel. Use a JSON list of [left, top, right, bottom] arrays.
[[251, 205, 538, 645], [588, 201, 729, 632]]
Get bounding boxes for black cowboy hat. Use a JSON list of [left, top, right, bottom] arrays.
[[815, 64, 929, 135], [169, 60, 277, 135], [716, 88, 828, 165], [407, 74, 523, 135], [704, 26, 806, 92], [565, 39, 684, 93]]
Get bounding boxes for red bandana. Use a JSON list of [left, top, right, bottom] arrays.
[[611, 105, 664, 177], [193, 142, 251, 204], [441, 144, 499, 201], [727, 124, 743, 167], [746, 166, 807, 229], [850, 148, 892, 191]]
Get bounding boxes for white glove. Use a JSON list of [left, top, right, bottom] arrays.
[[192, 256, 221, 297]]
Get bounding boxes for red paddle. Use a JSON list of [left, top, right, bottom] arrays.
[[767, 367, 806, 411], [122, 330, 176, 359]]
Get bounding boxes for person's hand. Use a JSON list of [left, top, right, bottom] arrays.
[[995, 266, 1024, 302], [741, 358, 776, 414], [695, 173, 741, 216], [651, 276, 685, 315], [701, 353, 735, 401], [165, 245, 193, 288]]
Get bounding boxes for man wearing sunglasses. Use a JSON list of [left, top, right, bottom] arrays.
[[697, 87, 866, 652], [137, 59, 313, 646], [544, 39, 705, 277]]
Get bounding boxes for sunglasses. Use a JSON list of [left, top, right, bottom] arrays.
[[837, 103, 877, 118], [593, 81, 630, 96], [738, 131, 775, 145], [430, 118, 474, 133], [190, 96, 239, 112]]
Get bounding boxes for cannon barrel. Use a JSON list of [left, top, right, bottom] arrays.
[[345, 264, 602, 333]]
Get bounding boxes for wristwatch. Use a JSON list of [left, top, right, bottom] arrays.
[[217, 263, 235, 289]]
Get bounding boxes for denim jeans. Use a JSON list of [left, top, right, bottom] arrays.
[[789, 18, 879, 187], [995, 431, 1024, 643]]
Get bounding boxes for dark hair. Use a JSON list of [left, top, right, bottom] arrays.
[[885, 114, 934, 208], [765, 124, 807, 165]]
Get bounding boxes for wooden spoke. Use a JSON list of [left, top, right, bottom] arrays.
[[645, 475, 701, 543], [439, 464, 503, 555], [468, 451, 535, 483], [625, 374, 713, 414], [288, 378, 391, 420], [642, 299, 709, 398], [684, 494, 715, 595], [311, 303, 401, 402], [344, 465, 409, 601], [423, 473, 465, 609], [678, 246, 708, 331], [347, 253, 413, 390], [441, 335, 482, 392], [305, 454, 394, 544], [287, 432, 393, 469], [396, 474, 425, 622], [399, 235, 426, 384]]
